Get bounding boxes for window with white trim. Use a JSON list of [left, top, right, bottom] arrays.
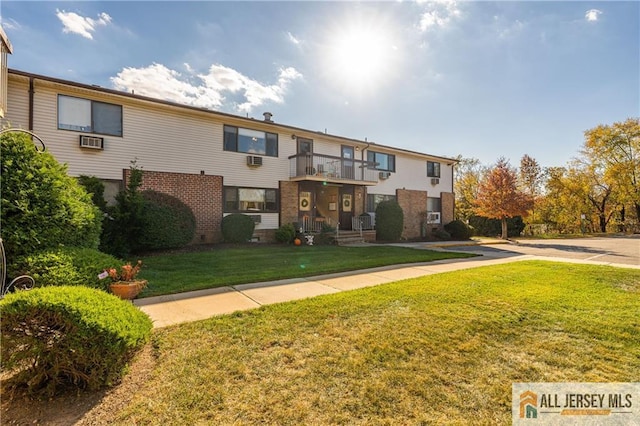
[[427, 161, 441, 178], [58, 95, 122, 136], [224, 187, 278, 213], [224, 125, 278, 157]]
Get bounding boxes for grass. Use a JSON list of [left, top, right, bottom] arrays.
[[137, 245, 473, 297], [114, 261, 639, 424]]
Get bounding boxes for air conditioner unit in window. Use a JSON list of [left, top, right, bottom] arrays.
[[379, 171, 391, 179], [430, 178, 440, 185], [247, 156, 263, 167], [426, 212, 441, 223], [79, 135, 104, 150]]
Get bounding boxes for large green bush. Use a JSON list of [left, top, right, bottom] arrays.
[[138, 190, 196, 251], [444, 220, 473, 240], [77, 175, 108, 212], [0, 286, 152, 395], [10, 247, 122, 291], [221, 214, 255, 243], [469, 215, 525, 238], [375, 200, 404, 241], [0, 131, 102, 261], [275, 223, 296, 244]]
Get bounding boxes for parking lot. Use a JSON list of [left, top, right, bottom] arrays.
[[444, 236, 640, 267]]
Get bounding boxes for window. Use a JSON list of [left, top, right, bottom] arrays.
[[366, 194, 396, 212], [427, 161, 441, 178], [367, 151, 396, 172], [224, 187, 278, 213], [224, 125, 278, 157], [427, 197, 441, 213], [58, 95, 122, 136]]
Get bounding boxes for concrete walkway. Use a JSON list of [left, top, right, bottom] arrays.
[[134, 241, 638, 328]]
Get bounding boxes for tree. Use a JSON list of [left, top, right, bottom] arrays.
[[453, 156, 486, 222], [582, 118, 640, 231], [473, 158, 533, 239], [519, 154, 542, 232]]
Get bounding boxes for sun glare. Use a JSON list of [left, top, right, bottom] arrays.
[[323, 16, 399, 94]]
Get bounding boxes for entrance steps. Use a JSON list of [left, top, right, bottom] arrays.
[[335, 230, 375, 246]]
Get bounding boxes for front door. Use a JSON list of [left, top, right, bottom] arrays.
[[341, 145, 354, 180], [339, 186, 354, 230], [297, 138, 313, 175]]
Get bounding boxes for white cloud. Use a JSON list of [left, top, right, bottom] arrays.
[[56, 9, 112, 40], [111, 63, 303, 113], [585, 9, 602, 22], [0, 17, 21, 31], [418, 0, 462, 31], [287, 31, 301, 45]]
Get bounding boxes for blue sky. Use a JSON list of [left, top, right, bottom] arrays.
[[1, 1, 638, 168]]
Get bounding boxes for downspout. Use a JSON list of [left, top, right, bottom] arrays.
[[451, 162, 455, 222], [360, 140, 371, 214], [28, 76, 34, 131]]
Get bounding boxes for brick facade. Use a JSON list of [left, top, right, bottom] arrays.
[[441, 192, 455, 226], [124, 169, 224, 244], [396, 189, 428, 240], [279, 180, 299, 227]]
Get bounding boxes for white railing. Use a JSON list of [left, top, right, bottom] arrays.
[[352, 214, 375, 231]]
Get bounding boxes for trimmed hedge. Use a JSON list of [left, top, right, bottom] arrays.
[[138, 190, 196, 251], [275, 223, 296, 244], [376, 200, 404, 241], [0, 286, 152, 395], [444, 220, 473, 240], [221, 214, 255, 243], [469, 215, 525, 238], [10, 247, 122, 291], [1, 131, 102, 261]]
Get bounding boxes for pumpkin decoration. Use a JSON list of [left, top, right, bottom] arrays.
[[294, 238, 302, 246]]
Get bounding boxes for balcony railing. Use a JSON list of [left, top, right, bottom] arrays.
[[288, 153, 379, 184]]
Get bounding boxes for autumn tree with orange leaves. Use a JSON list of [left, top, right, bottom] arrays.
[[474, 158, 533, 239]]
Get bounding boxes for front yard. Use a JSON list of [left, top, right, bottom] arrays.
[[137, 245, 474, 297], [53, 261, 640, 424]]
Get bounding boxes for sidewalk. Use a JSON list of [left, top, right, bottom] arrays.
[[134, 240, 637, 328], [134, 250, 520, 328]]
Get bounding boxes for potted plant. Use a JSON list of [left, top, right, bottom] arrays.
[[104, 260, 147, 300]]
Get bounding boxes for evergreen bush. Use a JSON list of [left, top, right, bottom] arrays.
[[138, 190, 196, 251], [275, 223, 296, 244], [0, 131, 101, 261], [0, 286, 152, 395], [77, 175, 108, 212], [221, 214, 255, 243], [469, 215, 525, 238], [444, 220, 473, 240], [10, 247, 122, 291], [433, 229, 452, 240], [375, 200, 404, 241]]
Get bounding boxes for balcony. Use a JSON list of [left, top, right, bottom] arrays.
[[288, 153, 379, 185]]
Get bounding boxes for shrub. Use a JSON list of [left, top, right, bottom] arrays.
[[275, 223, 296, 244], [77, 175, 108, 212], [101, 162, 145, 257], [376, 200, 404, 241], [0, 286, 152, 395], [444, 220, 473, 240], [469, 215, 526, 238], [138, 190, 196, 251], [10, 247, 122, 291], [221, 214, 255, 243], [433, 229, 452, 240], [0, 131, 102, 261]]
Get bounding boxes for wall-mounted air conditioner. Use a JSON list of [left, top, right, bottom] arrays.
[[430, 178, 440, 185], [79, 135, 104, 150], [426, 212, 441, 223], [379, 171, 391, 179], [247, 156, 263, 166]]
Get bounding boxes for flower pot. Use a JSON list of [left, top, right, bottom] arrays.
[[109, 280, 148, 300]]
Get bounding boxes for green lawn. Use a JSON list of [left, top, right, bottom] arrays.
[[137, 245, 473, 297], [114, 261, 639, 424]]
